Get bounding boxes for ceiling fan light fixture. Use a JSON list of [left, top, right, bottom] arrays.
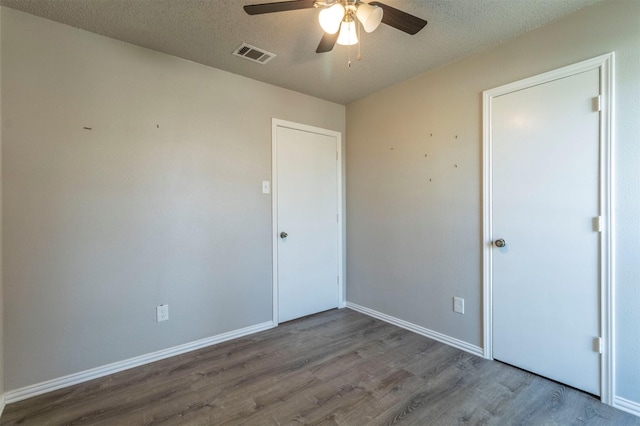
[[318, 3, 345, 34], [336, 19, 358, 46], [356, 3, 383, 33]]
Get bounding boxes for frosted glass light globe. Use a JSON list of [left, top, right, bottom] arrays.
[[337, 20, 358, 46], [356, 3, 383, 33], [319, 3, 345, 34]]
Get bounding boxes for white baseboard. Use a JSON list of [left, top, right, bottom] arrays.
[[4, 321, 275, 404], [347, 302, 484, 357], [615, 396, 640, 418]]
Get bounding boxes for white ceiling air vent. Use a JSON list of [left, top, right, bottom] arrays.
[[233, 43, 276, 65]]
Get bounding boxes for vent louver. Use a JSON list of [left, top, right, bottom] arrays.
[[233, 43, 276, 65]]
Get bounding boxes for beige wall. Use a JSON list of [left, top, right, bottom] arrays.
[[346, 0, 640, 405], [1, 8, 345, 391]]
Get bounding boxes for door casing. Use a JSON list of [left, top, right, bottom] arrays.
[[482, 53, 614, 404], [271, 118, 345, 326]]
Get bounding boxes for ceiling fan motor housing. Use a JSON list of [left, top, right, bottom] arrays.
[[314, 0, 360, 7]]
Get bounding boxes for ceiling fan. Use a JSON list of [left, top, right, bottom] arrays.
[[244, 0, 427, 54]]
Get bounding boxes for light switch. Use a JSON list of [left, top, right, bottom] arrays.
[[262, 181, 270, 194]]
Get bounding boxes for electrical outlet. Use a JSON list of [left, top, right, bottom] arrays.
[[453, 297, 464, 314], [156, 304, 169, 322]]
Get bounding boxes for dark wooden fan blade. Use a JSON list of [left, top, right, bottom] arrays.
[[316, 31, 339, 53], [368, 2, 427, 35], [244, 0, 316, 15]]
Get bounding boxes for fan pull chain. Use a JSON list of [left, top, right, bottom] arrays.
[[348, 20, 362, 67]]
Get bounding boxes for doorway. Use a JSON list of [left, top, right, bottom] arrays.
[[272, 119, 344, 324], [482, 54, 614, 402]]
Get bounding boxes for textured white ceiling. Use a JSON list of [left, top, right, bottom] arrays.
[[1, 0, 601, 104]]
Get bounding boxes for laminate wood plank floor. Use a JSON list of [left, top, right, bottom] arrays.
[[2, 309, 638, 425]]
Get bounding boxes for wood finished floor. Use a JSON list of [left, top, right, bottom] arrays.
[[2, 309, 638, 425]]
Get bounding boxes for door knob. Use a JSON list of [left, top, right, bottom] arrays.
[[280, 232, 288, 239], [494, 239, 506, 248]]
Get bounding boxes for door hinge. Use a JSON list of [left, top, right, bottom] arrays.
[[593, 216, 603, 233], [592, 95, 601, 112], [593, 337, 603, 354]]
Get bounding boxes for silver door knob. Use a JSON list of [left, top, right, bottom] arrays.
[[494, 239, 506, 248], [280, 232, 288, 239]]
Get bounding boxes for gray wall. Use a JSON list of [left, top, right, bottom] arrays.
[[346, 0, 640, 404], [1, 8, 345, 391], [0, 6, 4, 402]]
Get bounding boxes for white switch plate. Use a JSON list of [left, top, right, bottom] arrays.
[[156, 304, 169, 322], [262, 181, 270, 194], [453, 297, 464, 314]]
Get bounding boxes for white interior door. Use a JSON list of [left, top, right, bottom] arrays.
[[275, 124, 339, 323], [491, 69, 601, 395]]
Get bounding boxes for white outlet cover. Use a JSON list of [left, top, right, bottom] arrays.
[[453, 297, 464, 314], [156, 304, 169, 322]]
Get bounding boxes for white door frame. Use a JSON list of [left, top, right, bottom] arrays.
[[271, 118, 345, 326], [482, 53, 615, 404]]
